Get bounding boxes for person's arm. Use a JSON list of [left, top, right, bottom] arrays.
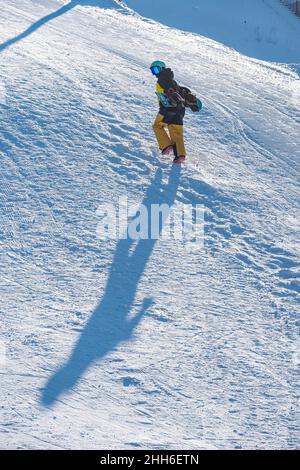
[[180, 86, 191, 95]]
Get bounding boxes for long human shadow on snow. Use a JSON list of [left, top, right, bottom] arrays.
[[0, 1, 122, 53], [41, 165, 181, 406]]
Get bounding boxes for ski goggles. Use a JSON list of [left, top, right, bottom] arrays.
[[150, 66, 161, 76]]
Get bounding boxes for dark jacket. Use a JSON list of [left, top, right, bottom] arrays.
[[156, 68, 200, 124], [157, 68, 187, 125]]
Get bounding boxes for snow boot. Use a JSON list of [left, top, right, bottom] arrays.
[[161, 145, 174, 156], [173, 155, 186, 164]]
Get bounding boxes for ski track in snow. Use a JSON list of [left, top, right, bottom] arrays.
[[0, 0, 299, 449]]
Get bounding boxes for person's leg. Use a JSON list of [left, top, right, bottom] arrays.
[[152, 113, 172, 151], [168, 124, 186, 156]]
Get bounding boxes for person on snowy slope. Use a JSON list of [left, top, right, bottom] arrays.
[[150, 60, 202, 164]]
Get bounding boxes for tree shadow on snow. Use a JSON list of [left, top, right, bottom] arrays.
[[41, 165, 181, 406], [0, 1, 123, 53]]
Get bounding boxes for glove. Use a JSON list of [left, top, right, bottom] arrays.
[[190, 104, 200, 112]]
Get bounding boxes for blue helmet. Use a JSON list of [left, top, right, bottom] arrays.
[[150, 60, 166, 76]]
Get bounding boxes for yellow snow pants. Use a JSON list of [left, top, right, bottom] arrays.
[[152, 113, 186, 157]]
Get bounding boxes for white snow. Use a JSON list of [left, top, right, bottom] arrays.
[[126, 0, 300, 65], [0, 0, 299, 450]]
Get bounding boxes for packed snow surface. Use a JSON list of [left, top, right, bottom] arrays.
[[126, 0, 300, 64]]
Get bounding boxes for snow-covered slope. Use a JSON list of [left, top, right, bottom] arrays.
[[0, 0, 299, 450], [126, 0, 300, 65]]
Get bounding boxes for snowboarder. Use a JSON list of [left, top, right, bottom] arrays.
[[150, 60, 202, 164]]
